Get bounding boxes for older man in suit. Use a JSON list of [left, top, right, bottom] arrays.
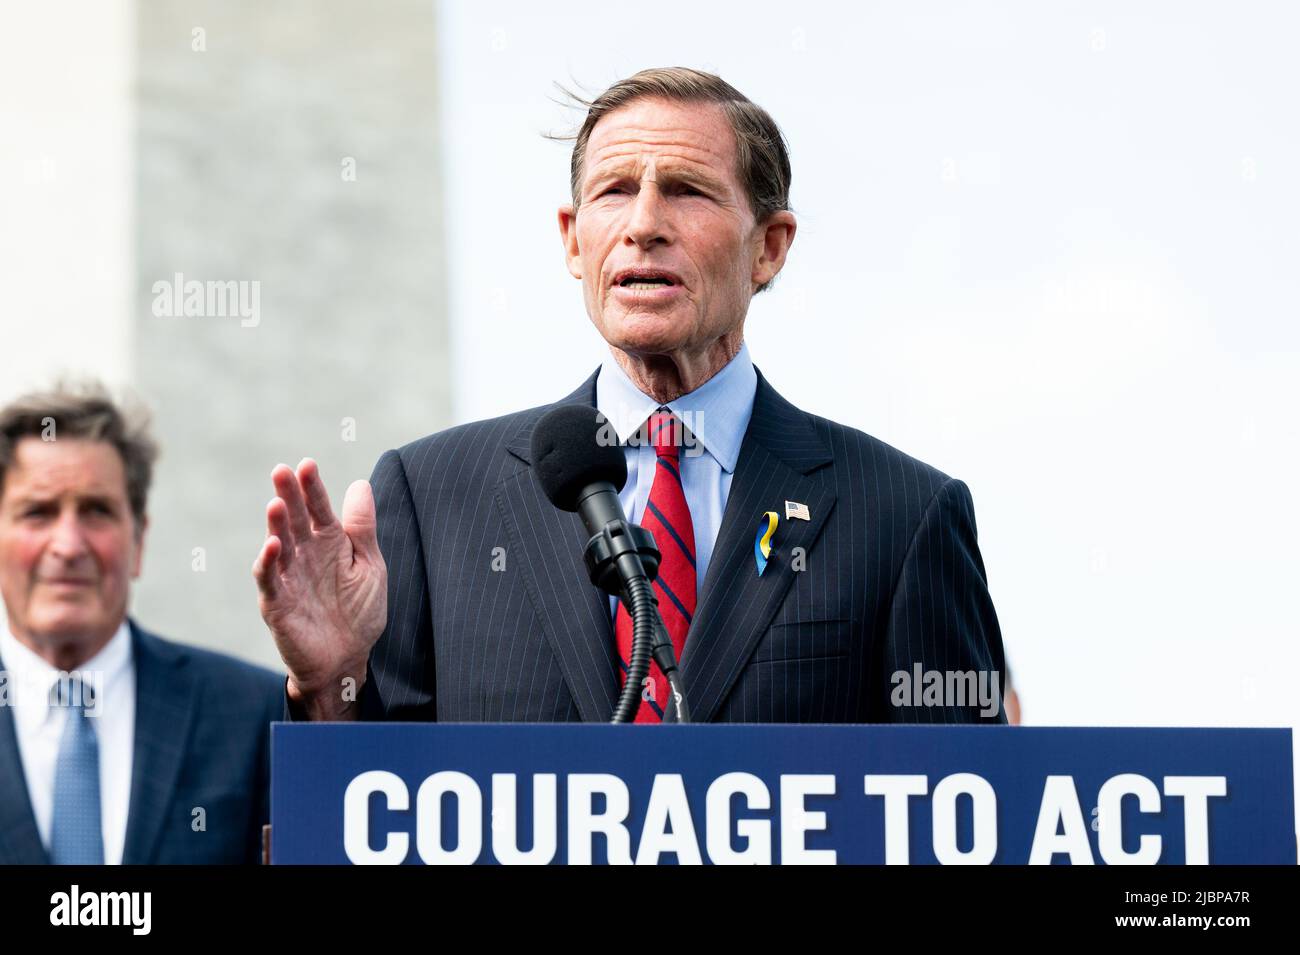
[[254, 67, 1006, 725], [0, 386, 282, 864]]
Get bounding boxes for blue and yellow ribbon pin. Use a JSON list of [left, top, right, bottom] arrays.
[[754, 511, 779, 576]]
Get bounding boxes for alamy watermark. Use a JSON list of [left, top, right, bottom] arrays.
[[0, 668, 105, 717], [890, 664, 1002, 719], [597, 408, 706, 458], [151, 272, 260, 327], [50, 885, 150, 935]]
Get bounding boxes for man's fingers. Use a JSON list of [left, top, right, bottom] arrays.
[[297, 458, 339, 530], [252, 535, 282, 598], [266, 498, 295, 568], [272, 463, 313, 540], [340, 479, 380, 562]]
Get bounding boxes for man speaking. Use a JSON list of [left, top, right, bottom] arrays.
[[253, 67, 1006, 725]]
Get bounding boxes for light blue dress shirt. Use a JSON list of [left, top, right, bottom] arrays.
[[595, 341, 758, 619]]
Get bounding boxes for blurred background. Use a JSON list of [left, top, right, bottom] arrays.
[[2, 1, 1297, 807]]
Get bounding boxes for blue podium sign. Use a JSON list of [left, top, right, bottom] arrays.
[[270, 724, 1295, 865]]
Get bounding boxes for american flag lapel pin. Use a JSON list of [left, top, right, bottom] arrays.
[[785, 500, 810, 521]]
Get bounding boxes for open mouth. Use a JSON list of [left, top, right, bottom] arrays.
[[614, 269, 682, 290], [619, 277, 675, 290]]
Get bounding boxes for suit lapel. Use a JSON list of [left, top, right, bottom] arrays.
[[121, 621, 196, 865], [498, 370, 620, 722], [0, 658, 49, 864], [672, 368, 837, 723]]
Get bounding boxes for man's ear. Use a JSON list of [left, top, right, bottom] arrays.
[[131, 514, 148, 579], [557, 204, 583, 280], [751, 211, 797, 289]]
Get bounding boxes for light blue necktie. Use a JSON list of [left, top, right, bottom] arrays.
[[49, 677, 104, 864]]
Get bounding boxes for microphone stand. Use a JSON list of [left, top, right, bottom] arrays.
[[580, 493, 690, 723]]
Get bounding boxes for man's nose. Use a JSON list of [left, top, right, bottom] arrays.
[[623, 185, 671, 249], [48, 512, 92, 561]]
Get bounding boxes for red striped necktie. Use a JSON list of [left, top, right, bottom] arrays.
[[615, 408, 697, 722]]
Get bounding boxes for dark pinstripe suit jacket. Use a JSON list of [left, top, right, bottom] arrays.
[[0, 620, 283, 864], [357, 365, 1006, 725]]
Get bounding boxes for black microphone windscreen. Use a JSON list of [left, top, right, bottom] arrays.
[[531, 405, 627, 511]]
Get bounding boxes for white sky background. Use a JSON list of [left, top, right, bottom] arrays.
[[436, 0, 1300, 759]]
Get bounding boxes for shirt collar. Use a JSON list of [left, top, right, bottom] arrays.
[[0, 617, 132, 717], [595, 340, 757, 474]]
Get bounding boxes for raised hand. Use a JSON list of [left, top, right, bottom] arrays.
[[252, 458, 387, 720]]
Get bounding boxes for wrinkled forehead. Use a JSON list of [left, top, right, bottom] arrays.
[[583, 97, 739, 186], [2, 437, 129, 502]]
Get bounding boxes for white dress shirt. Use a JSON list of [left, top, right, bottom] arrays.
[[0, 619, 136, 865]]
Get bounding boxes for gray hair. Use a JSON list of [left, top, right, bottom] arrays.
[[0, 381, 158, 528]]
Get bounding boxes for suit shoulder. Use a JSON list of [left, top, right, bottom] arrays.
[[386, 403, 546, 474], [138, 629, 282, 699], [798, 413, 977, 564], [809, 412, 954, 495], [377, 387, 593, 498], [401, 404, 544, 455]]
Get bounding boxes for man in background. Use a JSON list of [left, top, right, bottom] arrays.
[[0, 384, 281, 864]]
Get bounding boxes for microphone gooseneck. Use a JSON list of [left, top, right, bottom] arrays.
[[531, 405, 688, 723]]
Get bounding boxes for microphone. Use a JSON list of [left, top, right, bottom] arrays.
[[531, 405, 689, 723]]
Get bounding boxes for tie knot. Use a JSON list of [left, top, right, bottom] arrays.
[[647, 409, 683, 458]]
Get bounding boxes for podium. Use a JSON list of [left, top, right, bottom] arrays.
[[270, 724, 1295, 864]]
